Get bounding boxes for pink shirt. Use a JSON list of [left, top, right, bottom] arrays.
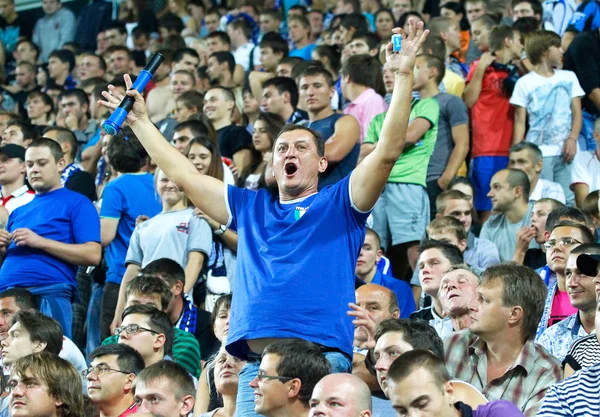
[[548, 289, 577, 327], [343, 88, 388, 143]]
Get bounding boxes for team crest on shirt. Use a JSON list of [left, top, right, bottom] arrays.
[[294, 206, 307, 220], [175, 222, 190, 234]]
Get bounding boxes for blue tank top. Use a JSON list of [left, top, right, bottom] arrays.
[[304, 113, 360, 190]]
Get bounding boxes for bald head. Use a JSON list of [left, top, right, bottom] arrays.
[[309, 374, 372, 417], [356, 284, 399, 320]]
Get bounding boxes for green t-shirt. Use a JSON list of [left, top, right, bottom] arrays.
[[103, 327, 201, 378], [364, 98, 440, 186]]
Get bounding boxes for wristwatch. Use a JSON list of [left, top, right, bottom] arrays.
[[214, 224, 227, 235]]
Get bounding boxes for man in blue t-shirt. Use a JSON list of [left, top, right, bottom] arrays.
[[98, 19, 429, 417], [99, 131, 161, 340], [0, 138, 101, 337]]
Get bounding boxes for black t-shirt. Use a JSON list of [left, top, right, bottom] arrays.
[[563, 30, 600, 115], [65, 170, 97, 202], [194, 308, 218, 361], [216, 125, 252, 159], [0, 15, 33, 54], [524, 248, 547, 271]]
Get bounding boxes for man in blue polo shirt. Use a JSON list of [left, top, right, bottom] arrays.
[[0, 138, 101, 337], [99, 19, 429, 417]]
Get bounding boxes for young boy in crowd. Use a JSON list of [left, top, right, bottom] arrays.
[[511, 30, 585, 206], [463, 25, 523, 220]]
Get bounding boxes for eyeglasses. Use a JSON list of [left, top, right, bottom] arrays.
[[255, 372, 294, 383], [114, 324, 158, 336], [82, 365, 132, 377], [543, 237, 581, 250]]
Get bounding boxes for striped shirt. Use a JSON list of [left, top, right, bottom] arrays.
[[444, 330, 562, 417], [537, 363, 600, 417], [563, 333, 600, 371]]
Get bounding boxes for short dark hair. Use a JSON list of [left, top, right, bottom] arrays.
[[106, 45, 134, 61], [89, 343, 146, 375], [258, 33, 289, 57], [7, 120, 36, 141], [340, 13, 369, 33], [121, 305, 174, 356], [159, 14, 185, 34], [227, 17, 252, 40], [176, 90, 205, 113], [289, 4, 308, 14], [525, 29, 561, 65], [173, 48, 200, 63], [107, 128, 148, 173], [288, 14, 311, 30], [43, 126, 78, 160], [421, 35, 448, 60], [59, 88, 89, 107], [107, 21, 127, 35], [0, 289, 39, 311], [351, 31, 381, 51], [342, 54, 382, 90], [207, 31, 231, 46], [11, 310, 63, 355], [582, 191, 599, 217], [509, 141, 543, 163], [48, 49, 75, 72], [174, 118, 218, 144], [418, 239, 464, 265], [480, 262, 547, 340], [262, 339, 330, 406], [387, 350, 450, 388], [125, 274, 172, 311], [27, 138, 64, 162], [418, 53, 446, 84], [16, 39, 40, 60], [546, 206, 586, 232], [489, 25, 516, 52], [511, 0, 543, 16], [262, 76, 300, 108], [512, 16, 540, 37], [135, 360, 195, 400], [313, 45, 341, 73], [141, 258, 186, 288], [550, 220, 595, 244], [299, 65, 335, 87], [504, 168, 531, 200], [210, 51, 235, 74], [275, 124, 325, 157]]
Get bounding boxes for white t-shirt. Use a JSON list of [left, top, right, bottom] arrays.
[[510, 70, 585, 156], [571, 149, 600, 192], [1, 185, 34, 214]]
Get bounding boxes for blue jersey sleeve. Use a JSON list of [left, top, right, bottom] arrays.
[[326, 172, 372, 227], [567, 0, 600, 32], [100, 182, 124, 219], [71, 197, 101, 244]]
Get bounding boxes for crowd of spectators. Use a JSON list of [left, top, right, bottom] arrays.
[[0, 0, 598, 416]]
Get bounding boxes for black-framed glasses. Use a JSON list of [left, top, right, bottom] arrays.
[[82, 365, 133, 377], [114, 324, 158, 336], [255, 372, 294, 383], [544, 237, 581, 250]]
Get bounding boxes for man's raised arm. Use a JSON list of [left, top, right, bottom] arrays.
[[351, 19, 429, 212], [99, 76, 230, 226]]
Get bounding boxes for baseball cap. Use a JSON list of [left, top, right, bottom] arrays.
[[0, 144, 26, 161], [576, 253, 600, 277]]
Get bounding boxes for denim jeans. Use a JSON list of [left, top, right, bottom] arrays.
[[86, 282, 103, 360], [541, 155, 574, 206], [579, 110, 597, 152], [235, 351, 351, 417]]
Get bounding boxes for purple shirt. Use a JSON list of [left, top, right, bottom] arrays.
[[472, 400, 525, 417], [343, 88, 388, 143]]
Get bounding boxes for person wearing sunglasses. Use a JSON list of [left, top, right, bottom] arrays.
[[115, 304, 174, 369], [85, 344, 145, 417]]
